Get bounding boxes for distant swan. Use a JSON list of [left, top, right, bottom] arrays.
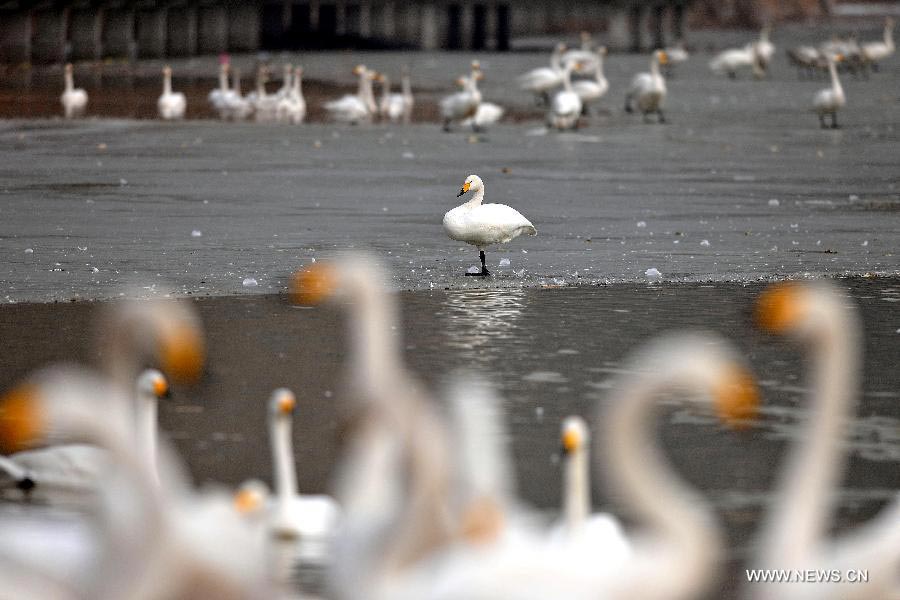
[[625, 50, 668, 123], [813, 54, 845, 128], [60, 64, 88, 119], [157, 66, 186, 120]]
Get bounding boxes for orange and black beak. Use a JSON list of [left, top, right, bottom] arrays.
[[457, 181, 471, 197]]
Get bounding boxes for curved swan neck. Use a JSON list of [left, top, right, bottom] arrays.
[[760, 306, 859, 568], [294, 71, 302, 95], [828, 60, 843, 96], [466, 185, 485, 207], [350, 280, 403, 396], [564, 445, 590, 531], [650, 55, 662, 77], [271, 412, 298, 504], [135, 387, 159, 485]]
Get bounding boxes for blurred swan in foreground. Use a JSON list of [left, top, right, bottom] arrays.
[[157, 66, 186, 121], [443, 174, 536, 277], [517, 43, 567, 105], [599, 334, 758, 600], [0, 367, 272, 599], [60, 64, 87, 119], [750, 281, 900, 600], [813, 54, 845, 129], [625, 50, 668, 123]]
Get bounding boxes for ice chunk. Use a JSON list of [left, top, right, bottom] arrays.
[[861, 240, 869, 247], [24, 248, 33, 254], [119, 178, 128, 186], [700, 239, 710, 247], [467, 265, 481, 274], [636, 221, 647, 228], [645, 267, 662, 278], [191, 230, 202, 237], [402, 151, 415, 159], [768, 199, 780, 207], [535, 406, 544, 420], [552, 277, 565, 285], [242, 278, 258, 287], [498, 258, 511, 267]]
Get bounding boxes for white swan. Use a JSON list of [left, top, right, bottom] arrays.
[[325, 65, 374, 124], [572, 47, 609, 112], [440, 63, 482, 132], [599, 334, 759, 600], [813, 54, 845, 128], [562, 32, 599, 71], [750, 282, 900, 600], [664, 41, 689, 65], [276, 66, 306, 125], [548, 415, 631, 562], [274, 63, 292, 101], [625, 50, 668, 123], [548, 60, 582, 130], [517, 43, 568, 104], [861, 17, 894, 69], [461, 101, 505, 130], [252, 66, 279, 123], [376, 72, 407, 124], [60, 64, 87, 119], [208, 61, 233, 115], [156, 66, 186, 121], [709, 45, 758, 79], [752, 25, 775, 72], [265, 387, 340, 559], [400, 68, 415, 124], [222, 66, 253, 121], [443, 174, 536, 277]]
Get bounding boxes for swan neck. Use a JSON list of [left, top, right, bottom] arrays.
[[294, 73, 302, 95], [650, 56, 661, 77], [351, 283, 403, 397], [466, 186, 485, 207], [271, 413, 298, 504], [163, 72, 172, 95], [564, 446, 590, 531], [65, 71, 74, 92], [829, 62, 842, 95], [219, 68, 228, 91], [562, 65, 574, 92], [402, 74, 411, 96], [135, 389, 158, 485]]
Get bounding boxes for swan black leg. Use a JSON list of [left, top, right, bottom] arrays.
[[624, 94, 633, 113], [465, 250, 491, 276], [819, 113, 827, 129], [657, 109, 666, 123], [831, 113, 839, 129]]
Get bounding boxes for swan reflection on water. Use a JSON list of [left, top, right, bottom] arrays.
[[439, 288, 527, 360]]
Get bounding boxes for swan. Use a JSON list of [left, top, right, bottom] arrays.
[[709, 44, 758, 79], [861, 17, 894, 70], [274, 63, 292, 101], [265, 387, 340, 557], [461, 102, 505, 130], [787, 45, 825, 78], [443, 174, 536, 277], [599, 333, 759, 600], [276, 66, 306, 125], [325, 65, 374, 124], [665, 40, 689, 65], [156, 66, 186, 120], [400, 68, 414, 124], [0, 366, 274, 599], [292, 258, 459, 599], [813, 54, 845, 128], [548, 415, 631, 562], [222, 66, 253, 121], [208, 61, 233, 115], [60, 64, 87, 119], [440, 64, 482, 132], [376, 72, 408, 124], [572, 47, 609, 113], [252, 66, 279, 123], [0, 369, 169, 500], [562, 32, 600, 72], [752, 25, 775, 72], [517, 43, 567, 105], [548, 60, 583, 130], [750, 281, 900, 600], [625, 50, 668, 123]]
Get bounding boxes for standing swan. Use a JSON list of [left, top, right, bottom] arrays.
[[518, 43, 568, 106], [813, 54, 845, 129], [548, 60, 583, 130], [625, 50, 668, 123], [157, 66, 186, 120], [861, 17, 894, 70], [60, 64, 88, 119], [443, 174, 536, 277], [572, 48, 609, 115], [750, 282, 900, 599]]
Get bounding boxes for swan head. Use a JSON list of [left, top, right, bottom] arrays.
[[137, 369, 170, 400], [64, 63, 74, 74], [294, 66, 303, 77], [598, 45, 608, 57], [457, 174, 484, 197], [353, 64, 367, 76], [269, 388, 296, 416], [234, 479, 270, 515], [754, 281, 850, 343], [470, 60, 481, 71], [162, 65, 172, 76], [656, 49, 669, 65], [561, 415, 589, 455]]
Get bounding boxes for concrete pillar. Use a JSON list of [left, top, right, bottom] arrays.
[[69, 9, 103, 61], [102, 9, 134, 59], [420, 3, 438, 49], [0, 11, 32, 64], [167, 6, 198, 57], [495, 3, 510, 50], [672, 2, 686, 41], [31, 8, 67, 64], [137, 8, 167, 58], [359, 1, 372, 37], [461, 3, 474, 50], [380, 2, 396, 40], [484, 2, 498, 50], [651, 3, 665, 49], [336, 1, 346, 36], [309, 0, 320, 30], [199, 6, 228, 54], [509, 3, 528, 37], [607, 9, 629, 51], [628, 4, 645, 52], [228, 4, 260, 52]]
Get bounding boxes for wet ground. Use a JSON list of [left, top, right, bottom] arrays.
[[0, 278, 898, 596]]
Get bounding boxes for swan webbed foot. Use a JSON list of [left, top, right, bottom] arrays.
[[16, 475, 35, 497], [465, 250, 491, 276]]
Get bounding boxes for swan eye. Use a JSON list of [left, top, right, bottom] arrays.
[[713, 366, 759, 430], [562, 427, 581, 452], [159, 322, 205, 384], [152, 376, 169, 398], [0, 385, 44, 453], [755, 282, 807, 333], [291, 263, 338, 305]]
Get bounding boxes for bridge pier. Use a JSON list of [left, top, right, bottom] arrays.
[[228, 4, 261, 52], [69, 9, 103, 61], [0, 11, 31, 64], [101, 9, 135, 59], [199, 6, 229, 54], [136, 8, 167, 58], [167, 6, 199, 56]]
